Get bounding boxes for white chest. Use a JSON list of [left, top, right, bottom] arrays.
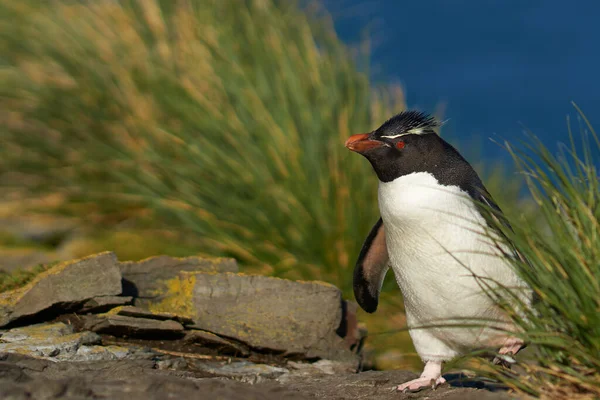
[[377, 172, 517, 324], [378, 172, 486, 262]]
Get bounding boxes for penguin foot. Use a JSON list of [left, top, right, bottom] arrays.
[[396, 376, 446, 392], [396, 360, 446, 392]]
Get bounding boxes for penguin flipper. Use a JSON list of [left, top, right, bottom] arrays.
[[353, 218, 389, 313]]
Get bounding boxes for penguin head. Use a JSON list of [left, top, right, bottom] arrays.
[[345, 110, 445, 182]]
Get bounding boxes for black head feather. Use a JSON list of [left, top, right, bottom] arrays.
[[374, 110, 439, 139]]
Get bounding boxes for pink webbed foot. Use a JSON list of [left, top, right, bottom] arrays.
[[396, 376, 446, 392], [396, 360, 446, 392]]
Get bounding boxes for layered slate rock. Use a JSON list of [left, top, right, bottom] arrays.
[[0, 252, 122, 327], [0, 322, 101, 359], [79, 296, 134, 313], [83, 314, 184, 339], [184, 330, 250, 356], [119, 255, 238, 309], [149, 272, 353, 361], [80, 306, 193, 340], [115, 306, 194, 325]]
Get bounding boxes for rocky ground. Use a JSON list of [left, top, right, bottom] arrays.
[[0, 250, 516, 399], [0, 352, 510, 400]]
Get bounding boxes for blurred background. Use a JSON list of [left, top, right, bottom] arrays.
[[325, 0, 600, 161], [0, 0, 596, 370]]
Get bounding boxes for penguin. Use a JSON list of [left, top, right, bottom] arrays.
[[345, 110, 531, 392]]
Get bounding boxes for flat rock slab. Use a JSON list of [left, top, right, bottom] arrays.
[[116, 306, 194, 325], [0, 252, 122, 327], [83, 314, 184, 338], [0, 321, 74, 342], [79, 296, 133, 314], [149, 272, 352, 361], [184, 329, 250, 356], [119, 255, 238, 308]]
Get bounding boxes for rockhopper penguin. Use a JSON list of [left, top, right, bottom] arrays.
[[345, 111, 531, 392]]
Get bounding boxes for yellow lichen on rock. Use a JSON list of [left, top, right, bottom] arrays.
[[102, 306, 125, 316], [120, 255, 235, 273], [148, 272, 197, 318]]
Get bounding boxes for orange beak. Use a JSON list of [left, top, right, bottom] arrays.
[[345, 133, 384, 153]]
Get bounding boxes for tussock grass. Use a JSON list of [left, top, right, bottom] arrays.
[[0, 0, 403, 292], [472, 106, 600, 398]]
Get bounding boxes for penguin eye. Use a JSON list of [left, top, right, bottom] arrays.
[[396, 141, 405, 149]]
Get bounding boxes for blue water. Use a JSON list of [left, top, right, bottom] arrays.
[[323, 0, 600, 162]]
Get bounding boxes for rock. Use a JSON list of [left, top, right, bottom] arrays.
[[0, 322, 73, 342], [279, 369, 512, 400], [119, 255, 238, 309], [0, 252, 122, 327], [285, 359, 357, 376], [0, 248, 55, 273], [73, 345, 128, 361], [82, 314, 184, 338], [192, 360, 289, 383], [0, 353, 514, 400], [0, 250, 515, 399], [150, 272, 354, 362], [184, 329, 250, 356], [79, 296, 133, 314], [0, 354, 309, 400], [0, 322, 100, 359], [155, 357, 188, 371], [69, 345, 152, 362], [116, 306, 194, 325]]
